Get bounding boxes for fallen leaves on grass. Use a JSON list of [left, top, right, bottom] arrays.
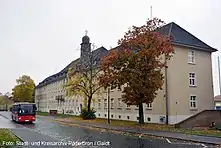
[[55, 117, 221, 138]]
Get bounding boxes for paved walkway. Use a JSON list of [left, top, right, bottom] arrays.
[[54, 118, 221, 145]]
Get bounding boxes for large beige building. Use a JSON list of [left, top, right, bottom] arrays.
[[35, 22, 217, 124]]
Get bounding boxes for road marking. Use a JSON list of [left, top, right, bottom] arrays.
[[166, 138, 172, 144], [100, 129, 105, 133], [138, 134, 143, 138], [201, 144, 207, 148]]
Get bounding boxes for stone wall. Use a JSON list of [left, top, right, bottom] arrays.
[[175, 110, 221, 128]]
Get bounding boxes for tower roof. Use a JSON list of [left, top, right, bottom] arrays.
[[82, 35, 90, 43]]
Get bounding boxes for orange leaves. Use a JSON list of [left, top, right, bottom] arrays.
[[99, 18, 173, 105]]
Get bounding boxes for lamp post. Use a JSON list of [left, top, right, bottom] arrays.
[[107, 87, 110, 124]]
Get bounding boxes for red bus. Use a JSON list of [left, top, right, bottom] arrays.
[[11, 102, 37, 123]]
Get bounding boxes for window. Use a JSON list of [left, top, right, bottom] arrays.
[[147, 117, 151, 122], [111, 98, 114, 109], [190, 95, 197, 109], [189, 73, 196, 86], [111, 114, 113, 118], [104, 114, 107, 117], [98, 99, 101, 108], [147, 103, 152, 109], [119, 115, 121, 119], [118, 98, 122, 107], [117, 86, 121, 91], [104, 99, 107, 108], [93, 100, 95, 107], [127, 116, 130, 119], [126, 104, 130, 108], [98, 114, 100, 117], [188, 50, 195, 64]]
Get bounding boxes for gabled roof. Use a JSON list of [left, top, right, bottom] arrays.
[[36, 22, 217, 89], [157, 22, 217, 52], [36, 46, 108, 88]]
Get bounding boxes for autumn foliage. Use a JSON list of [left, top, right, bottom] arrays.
[[12, 75, 35, 103], [99, 18, 173, 124]]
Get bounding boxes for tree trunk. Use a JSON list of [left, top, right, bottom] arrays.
[[87, 96, 92, 112], [138, 103, 144, 124]]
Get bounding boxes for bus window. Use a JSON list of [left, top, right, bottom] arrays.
[[19, 104, 36, 115]]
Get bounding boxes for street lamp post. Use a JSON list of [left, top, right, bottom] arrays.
[[107, 87, 110, 124]]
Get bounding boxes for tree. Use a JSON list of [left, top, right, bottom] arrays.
[[12, 75, 35, 103], [65, 44, 103, 117], [99, 18, 174, 124], [0, 96, 5, 105]]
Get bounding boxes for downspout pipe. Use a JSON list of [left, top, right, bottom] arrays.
[[165, 23, 173, 125]]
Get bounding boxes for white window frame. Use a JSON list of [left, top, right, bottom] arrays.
[[126, 104, 130, 108], [98, 99, 101, 108], [104, 99, 107, 108], [92, 100, 95, 107], [147, 103, 152, 109], [111, 98, 114, 109], [188, 50, 195, 64], [118, 98, 122, 107], [189, 72, 197, 87], [189, 95, 197, 109]]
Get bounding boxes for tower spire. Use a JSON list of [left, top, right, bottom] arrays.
[[85, 30, 88, 36]]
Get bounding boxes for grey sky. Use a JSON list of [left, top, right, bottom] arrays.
[[0, 0, 220, 96]]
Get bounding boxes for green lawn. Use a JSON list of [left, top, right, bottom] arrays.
[[38, 111, 221, 138], [0, 129, 21, 147]]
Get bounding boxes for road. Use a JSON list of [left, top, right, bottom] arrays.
[[0, 111, 215, 148]]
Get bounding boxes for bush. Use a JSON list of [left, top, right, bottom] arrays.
[[214, 125, 221, 131], [80, 108, 96, 119]]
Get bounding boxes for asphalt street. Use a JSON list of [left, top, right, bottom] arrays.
[[0, 111, 216, 148]]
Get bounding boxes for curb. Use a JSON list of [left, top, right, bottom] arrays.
[[0, 113, 24, 143], [9, 129, 24, 142], [54, 119, 221, 145], [0, 113, 10, 120]]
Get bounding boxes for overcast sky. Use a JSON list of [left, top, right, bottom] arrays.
[[0, 0, 220, 96]]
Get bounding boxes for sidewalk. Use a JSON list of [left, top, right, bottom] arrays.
[[54, 118, 221, 145]]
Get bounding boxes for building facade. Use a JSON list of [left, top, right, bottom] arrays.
[[35, 22, 217, 124], [214, 95, 221, 110]]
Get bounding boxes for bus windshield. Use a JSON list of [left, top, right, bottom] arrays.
[[19, 104, 36, 115]]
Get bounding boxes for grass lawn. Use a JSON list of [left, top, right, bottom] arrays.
[[0, 129, 21, 147], [37, 111, 221, 138]]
